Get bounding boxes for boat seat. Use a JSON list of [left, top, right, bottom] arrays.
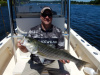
[[16, 17, 65, 34]]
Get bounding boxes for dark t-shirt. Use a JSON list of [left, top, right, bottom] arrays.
[[28, 24, 64, 64]]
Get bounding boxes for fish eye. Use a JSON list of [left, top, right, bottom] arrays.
[[28, 40, 31, 42]]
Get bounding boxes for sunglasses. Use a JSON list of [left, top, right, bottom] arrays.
[[42, 13, 52, 18]]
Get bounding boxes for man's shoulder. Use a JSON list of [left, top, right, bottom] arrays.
[[53, 25, 62, 33], [30, 25, 41, 31]]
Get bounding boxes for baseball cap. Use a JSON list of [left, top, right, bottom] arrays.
[[41, 6, 52, 14]]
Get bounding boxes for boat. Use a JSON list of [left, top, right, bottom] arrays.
[[0, 0, 100, 75]]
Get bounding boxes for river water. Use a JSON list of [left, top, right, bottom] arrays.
[[0, 4, 100, 50]]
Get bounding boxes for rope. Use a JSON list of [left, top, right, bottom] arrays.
[[0, 4, 9, 36]]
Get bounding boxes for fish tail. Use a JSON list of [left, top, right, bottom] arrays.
[[76, 59, 88, 70]]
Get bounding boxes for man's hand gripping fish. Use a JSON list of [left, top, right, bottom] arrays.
[[22, 37, 88, 70]]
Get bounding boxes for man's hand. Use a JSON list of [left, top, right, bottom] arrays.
[[17, 40, 28, 53], [59, 60, 70, 64]]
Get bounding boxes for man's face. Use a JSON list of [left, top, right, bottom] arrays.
[[40, 10, 52, 26]]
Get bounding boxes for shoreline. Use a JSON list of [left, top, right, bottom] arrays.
[[71, 4, 100, 5], [0, 1, 7, 6], [0, 1, 100, 6]]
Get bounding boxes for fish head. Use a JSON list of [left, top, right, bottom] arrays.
[[25, 36, 37, 45], [22, 36, 38, 54]]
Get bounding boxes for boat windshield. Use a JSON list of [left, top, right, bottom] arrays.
[[14, 0, 66, 17]]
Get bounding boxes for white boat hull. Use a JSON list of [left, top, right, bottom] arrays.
[[0, 28, 100, 75]]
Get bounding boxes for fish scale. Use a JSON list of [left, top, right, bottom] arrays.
[[38, 42, 75, 60]]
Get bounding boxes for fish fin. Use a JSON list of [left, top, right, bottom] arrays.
[[76, 59, 89, 70]]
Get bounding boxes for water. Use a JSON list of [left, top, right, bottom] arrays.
[[70, 4, 100, 50], [0, 6, 10, 40], [0, 4, 100, 50]]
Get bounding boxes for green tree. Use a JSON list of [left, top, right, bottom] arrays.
[[89, 0, 100, 4]]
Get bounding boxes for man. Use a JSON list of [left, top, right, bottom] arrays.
[[18, 6, 70, 75]]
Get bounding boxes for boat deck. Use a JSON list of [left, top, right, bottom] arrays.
[[2, 31, 100, 75], [3, 39, 85, 75]]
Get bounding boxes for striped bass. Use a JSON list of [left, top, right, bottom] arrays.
[[22, 37, 88, 70]]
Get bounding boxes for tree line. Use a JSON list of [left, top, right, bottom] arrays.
[[71, 0, 100, 5], [89, 0, 100, 4], [0, 0, 7, 6], [0, 0, 100, 6]]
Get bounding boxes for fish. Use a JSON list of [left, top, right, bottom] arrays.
[[22, 37, 88, 70]]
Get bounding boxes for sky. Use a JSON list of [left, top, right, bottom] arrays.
[[71, 0, 91, 2]]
